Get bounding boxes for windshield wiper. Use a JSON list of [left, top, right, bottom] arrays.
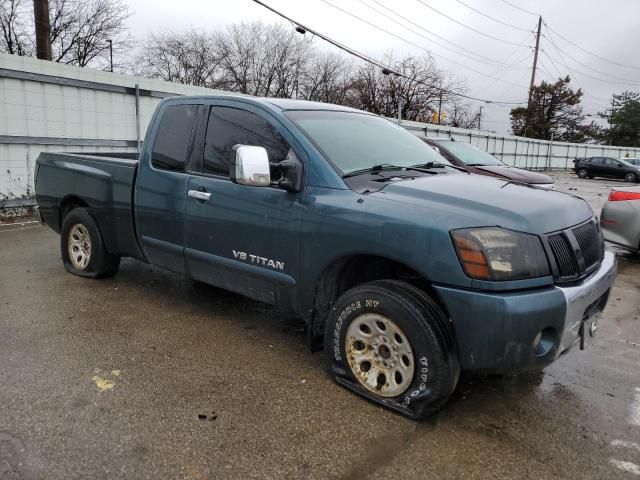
[[410, 162, 469, 173], [343, 164, 408, 178], [410, 161, 446, 169]]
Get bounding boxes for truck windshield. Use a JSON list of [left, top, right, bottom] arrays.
[[437, 141, 504, 167], [285, 110, 451, 175]]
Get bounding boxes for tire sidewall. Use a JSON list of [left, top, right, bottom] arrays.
[[325, 284, 451, 415], [61, 209, 105, 277], [625, 172, 637, 183], [577, 168, 588, 178]]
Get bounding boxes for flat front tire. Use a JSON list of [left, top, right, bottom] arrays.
[[60, 208, 120, 278], [324, 280, 460, 420]]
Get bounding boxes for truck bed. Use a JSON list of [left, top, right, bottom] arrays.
[[35, 152, 143, 259]]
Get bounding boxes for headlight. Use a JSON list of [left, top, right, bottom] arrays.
[[451, 227, 550, 281]]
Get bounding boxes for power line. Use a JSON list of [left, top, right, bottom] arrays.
[[453, 0, 531, 31], [365, 0, 529, 67], [542, 50, 640, 86], [318, 0, 531, 89], [543, 25, 640, 84], [545, 22, 640, 71], [359, 0, 528, 68], [499, 0, 539, 17], [470, 48, 533, 95], [250, 0, 528, 105], [536, 54, 613, 110], [414, 0, 529, 46]]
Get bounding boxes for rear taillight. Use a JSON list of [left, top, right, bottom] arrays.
[[608, 190, 640, 201]]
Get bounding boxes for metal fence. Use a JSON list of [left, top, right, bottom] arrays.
[[2, 52, 640, 204], [400, 120, 640, 170]]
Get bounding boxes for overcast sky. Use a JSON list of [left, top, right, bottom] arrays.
[[124, 0, 640, 133]]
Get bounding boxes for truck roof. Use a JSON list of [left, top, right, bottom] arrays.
[[166, 95, 365, 113]]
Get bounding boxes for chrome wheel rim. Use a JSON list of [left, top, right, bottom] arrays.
[[578, 169, 587, 178], [626, 173, 635, 182], [345, 313, 415, 397], [68, 224, 91, 270]]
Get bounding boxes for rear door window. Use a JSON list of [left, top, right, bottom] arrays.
[[151, 104, 198, 172], [202, 106, 290, 176]]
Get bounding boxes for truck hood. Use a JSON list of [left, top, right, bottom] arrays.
[[473, 165, 553, 184], [371, 173, 592, 234]]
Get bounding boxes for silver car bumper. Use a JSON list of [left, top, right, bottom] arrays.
[[556, 250, 617, 353]]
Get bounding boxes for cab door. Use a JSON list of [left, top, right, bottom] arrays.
[[135, 101, 200, 273], [183, 101, 304, 308]]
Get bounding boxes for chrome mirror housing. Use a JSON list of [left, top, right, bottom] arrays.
[[231, 145, 271, 187]]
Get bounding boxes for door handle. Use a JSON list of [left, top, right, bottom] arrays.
[[187, 189, 211, 201]]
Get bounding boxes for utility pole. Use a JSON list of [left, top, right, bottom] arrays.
[[528, 16, 542, 106], [33, 0, 52, 60], [437, 90, 443, 125], [107, 39, 113, 72], [478, 106, 483, 130], [609, 97, 615, 145]]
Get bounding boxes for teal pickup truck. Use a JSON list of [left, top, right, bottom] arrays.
[[35, 96, 617, 419]]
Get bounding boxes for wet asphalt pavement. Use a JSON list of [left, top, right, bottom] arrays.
[[1, 172, 640, 479]]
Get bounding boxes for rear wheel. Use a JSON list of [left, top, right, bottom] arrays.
[[324, 280, 459, 420], [61, 208, 120, 278], [625, 172, 638, 183], [577, 168, 589, 179]]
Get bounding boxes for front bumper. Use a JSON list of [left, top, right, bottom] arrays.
[[433, 251, 617, 373]]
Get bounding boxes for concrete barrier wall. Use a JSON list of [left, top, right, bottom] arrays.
[[0, 53, 227, 203], [2, 53, 640, 203]]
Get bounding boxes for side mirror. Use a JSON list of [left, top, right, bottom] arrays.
[[230, 145, 271, 187], [272, 150, 303, 193]]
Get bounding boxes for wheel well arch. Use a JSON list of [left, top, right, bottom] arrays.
[[308, 254, 447, 350], [58, 195, 89, 230]]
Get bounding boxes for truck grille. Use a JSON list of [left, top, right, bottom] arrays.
[[573, 221, 602, 272], [547, 233, 578, 277], [545, 219, 604, 282]]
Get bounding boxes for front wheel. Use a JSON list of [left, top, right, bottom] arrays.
[[324, 280, 460, 420], [61, 208, 120, 278], [625, 172, 638, 183], [577, 168, 589, 179]]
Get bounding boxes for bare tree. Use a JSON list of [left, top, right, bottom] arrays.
[[301, 51, 353, 104], [212, 22, 310, 97], [1, 0, 130, 67], [135, 22, 470, 122], [346, 53, 464, 122], [0, 0, 31, 55], [447, 102, 481, 129], [136, 29, 221, 87], [48, 0, 131, 67]]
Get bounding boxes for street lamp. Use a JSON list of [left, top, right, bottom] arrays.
[[106, 39, 113, 72]]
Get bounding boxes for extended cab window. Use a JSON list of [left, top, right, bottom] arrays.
[[151, 104, 198, 171], [203, 106, 290, 176]]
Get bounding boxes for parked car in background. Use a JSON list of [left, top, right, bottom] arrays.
[[573, 157, 640, 182], [422, 138, 555, 188], [601, 187, 640, 253], [624, 158, 640, 167]]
